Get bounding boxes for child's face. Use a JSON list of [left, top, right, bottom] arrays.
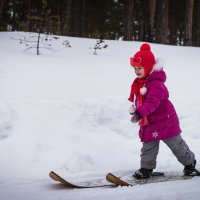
[[133, 66, 145, 79]]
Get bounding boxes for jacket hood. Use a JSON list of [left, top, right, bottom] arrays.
[[147, 57, 166, 82], [147, 70, 167, 83]]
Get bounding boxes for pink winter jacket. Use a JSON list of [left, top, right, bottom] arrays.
[[135, 70, 181, 142]]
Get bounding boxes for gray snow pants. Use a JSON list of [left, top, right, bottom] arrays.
[[140, 135, 195, 169]]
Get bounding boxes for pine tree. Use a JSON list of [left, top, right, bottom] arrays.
[[92, 39, 108, 55]]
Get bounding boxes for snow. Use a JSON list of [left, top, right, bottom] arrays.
[[0, 31, 200, 199]]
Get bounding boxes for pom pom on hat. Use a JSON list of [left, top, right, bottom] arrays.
[[140, 43, 151, 51], [130, 43, 156, 77]]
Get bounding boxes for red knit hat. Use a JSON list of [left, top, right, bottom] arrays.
[[130, 43, 155, 77]]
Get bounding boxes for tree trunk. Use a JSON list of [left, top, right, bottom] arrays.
[[124, 0, 134, 40], [79, 0, 85, 37], [149, 0, 156, 42], [27, 0, 31, 31], [139, 0, 150, 42], [154, 0, 164, 43], [0, 0, 3, 14], [196, 0, 200, 46], [192, 0, 199, 46], [154, 0, 168, 44], [0, 0, 4, 30], [184, 0, 194, 46], [71, 0, 86, 37], [62, 0, 72, 35], [37, 32, 41, 55], [163, 0, 169, 44], [168, 0, 177, 45]]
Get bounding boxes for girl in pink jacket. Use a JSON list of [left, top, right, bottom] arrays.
[[129, 43, 199, 179]]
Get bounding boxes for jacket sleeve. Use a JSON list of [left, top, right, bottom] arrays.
[[136, 83, 166, 117]]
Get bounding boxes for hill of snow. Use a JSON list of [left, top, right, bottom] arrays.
[[0, 32, 200, 200]]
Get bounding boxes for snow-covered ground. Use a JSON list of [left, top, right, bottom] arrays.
[[0, 32, 200, 200]]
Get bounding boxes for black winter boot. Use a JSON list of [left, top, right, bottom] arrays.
[[183, 160, 199, 176], [134, 168, 153, 179]]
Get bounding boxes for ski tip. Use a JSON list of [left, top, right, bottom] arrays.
[[49, 171, 53, 175], [49, 171, 58, 181], [49, 171, 56, 177], [106, 173, 131, 186], [49, 171, 65, 183], [106, 173, 113, 178]]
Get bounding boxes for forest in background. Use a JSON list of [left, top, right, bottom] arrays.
[[0, 0, 199, 46]]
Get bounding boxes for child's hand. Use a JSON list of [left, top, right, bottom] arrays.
[[131, 112, 141, 123], [129, 105, 136, 115]]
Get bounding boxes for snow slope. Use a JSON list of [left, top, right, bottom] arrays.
[[0, 32, 200, 200]]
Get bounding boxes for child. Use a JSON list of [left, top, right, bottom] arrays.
[[128, 43, 199, 179]]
